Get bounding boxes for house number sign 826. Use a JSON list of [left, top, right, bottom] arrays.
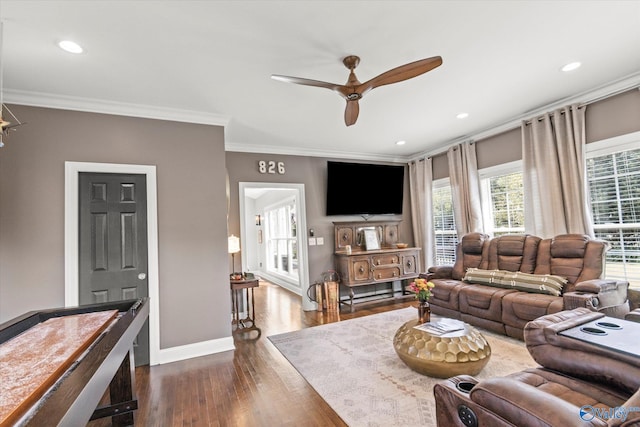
[[258, 160, 285, 175]]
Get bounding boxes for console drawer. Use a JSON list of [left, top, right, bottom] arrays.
[[371, 254, 400, 266], [373, 266, 401, 281]]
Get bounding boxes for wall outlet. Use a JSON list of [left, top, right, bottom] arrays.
[[309, 237, 316, 246], [317, 237, 324, 245]]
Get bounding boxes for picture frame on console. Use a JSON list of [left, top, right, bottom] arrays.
[[363, 228, 380, 250]]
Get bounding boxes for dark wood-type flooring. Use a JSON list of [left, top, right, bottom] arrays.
[[88, 281, 415, 427]]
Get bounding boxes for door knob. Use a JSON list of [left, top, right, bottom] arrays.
[[138, 273, 147, 280]]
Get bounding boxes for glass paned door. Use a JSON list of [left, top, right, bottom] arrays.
[[264, 200, 299, 281]]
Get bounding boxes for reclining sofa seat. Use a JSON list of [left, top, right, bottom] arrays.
[[424, 233, 629, 339], [434, 308, 640, 427]]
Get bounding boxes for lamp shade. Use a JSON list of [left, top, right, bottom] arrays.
[[228, 235, 240, 254]]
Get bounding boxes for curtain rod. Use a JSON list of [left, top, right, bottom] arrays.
[[523, 104, 585, 125]]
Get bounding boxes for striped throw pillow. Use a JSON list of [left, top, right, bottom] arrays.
[[497, 271, 567, 296], [462, 268, 508, 287]]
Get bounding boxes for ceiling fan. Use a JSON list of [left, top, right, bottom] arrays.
[[271, 55, 442, 126]]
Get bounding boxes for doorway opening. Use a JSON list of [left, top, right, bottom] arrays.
[[239, 182, 314, 311]]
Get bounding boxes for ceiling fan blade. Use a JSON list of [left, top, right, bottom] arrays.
[[358, 56, 443, 95], [344, 100, 360, 126], [271, 74, 348, 96]]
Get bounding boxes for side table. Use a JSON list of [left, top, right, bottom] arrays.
[[230, 278, 261, 339]]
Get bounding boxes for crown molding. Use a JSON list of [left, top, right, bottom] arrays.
[[3, 88, 403, 162], [232, 72, 640, 164], [225, 140, 409, 163], [5, 71, 638, 164], [3, 89, 231, 127], [407, 71, 640, 162]]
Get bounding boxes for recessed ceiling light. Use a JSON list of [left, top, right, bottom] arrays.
[[561, 61, 581, 72], [456, 112, 469, 119], [396, 140, 406, 146], [58, 40, 83, 54]]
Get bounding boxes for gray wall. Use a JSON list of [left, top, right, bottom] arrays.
[[0, 105, 230, 349], [1, 88, 636, 349], [225, 153, 414, 289], [433, 89, 640, 180], [228, 89, 639, 293]]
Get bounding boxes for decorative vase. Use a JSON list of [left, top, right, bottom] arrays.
[[417, 299, 431, 323]]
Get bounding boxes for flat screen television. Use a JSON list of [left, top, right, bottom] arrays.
[[326, 161, 404, 216]]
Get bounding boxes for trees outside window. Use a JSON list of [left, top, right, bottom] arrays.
[[480, 164, 525, 237]]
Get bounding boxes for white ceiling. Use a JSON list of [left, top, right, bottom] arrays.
[[2, 1, 639, 161]]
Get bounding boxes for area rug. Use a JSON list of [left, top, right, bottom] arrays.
[[268, 308, 538, 427]]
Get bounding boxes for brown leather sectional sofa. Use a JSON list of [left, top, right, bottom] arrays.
[[434, 308, 640, 427], [422, 233, 630, 339]]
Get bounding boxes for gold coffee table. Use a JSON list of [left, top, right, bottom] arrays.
[[393, 318, 491, 378]]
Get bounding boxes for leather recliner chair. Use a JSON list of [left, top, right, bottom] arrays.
[[434, 308, 640, 426]]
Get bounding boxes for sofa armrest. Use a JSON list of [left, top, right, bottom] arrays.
[[420, 265, 453, 280], [470, 377, 601, 427], [524, 308, 640, 393], [625, 308, 640, 323], [564, 279, 630, 318], [574, 278, 627, 294], [563, 291, 602, 311]]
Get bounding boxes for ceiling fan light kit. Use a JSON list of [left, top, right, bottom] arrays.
[[272, 55, 442, 126]]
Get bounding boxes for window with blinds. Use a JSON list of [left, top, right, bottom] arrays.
[[432, 181, 458, 265], [587, 147, 640, 288], [485, 171, 525, 236]]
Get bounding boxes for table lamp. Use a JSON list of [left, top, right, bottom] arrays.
[[228, 234, 240, 274]]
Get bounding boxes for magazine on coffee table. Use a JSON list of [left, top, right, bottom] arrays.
[[414, 318, 465, 335]]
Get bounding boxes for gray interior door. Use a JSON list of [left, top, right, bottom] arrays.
[[79, 172, 149, 366]]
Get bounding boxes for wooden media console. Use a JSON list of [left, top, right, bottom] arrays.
[[333, 221, 421, 311]]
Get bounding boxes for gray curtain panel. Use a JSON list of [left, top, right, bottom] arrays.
[[447, 141, 484, 237], [409, 157, 435, 270], [522, 104, 594, 238]]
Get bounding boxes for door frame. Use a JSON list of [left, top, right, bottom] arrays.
[[64, 161, 160, 365], [239, 182, 314, 311]]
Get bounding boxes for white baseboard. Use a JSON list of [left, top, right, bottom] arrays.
[[155, 336, 235, 365]]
